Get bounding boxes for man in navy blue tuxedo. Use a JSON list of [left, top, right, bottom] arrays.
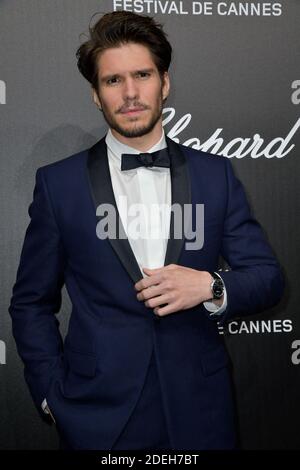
[[9, 11, 284, 450]]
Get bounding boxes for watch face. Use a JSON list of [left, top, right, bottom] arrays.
[[213, 278, 224, 298]]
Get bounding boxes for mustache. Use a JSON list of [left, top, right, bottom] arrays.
[[116, 102, 150, 114]]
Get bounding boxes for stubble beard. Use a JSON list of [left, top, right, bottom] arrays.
[[99, 92, 164, 139]]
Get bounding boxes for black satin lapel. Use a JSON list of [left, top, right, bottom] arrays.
[[164, 137, 192, 266], [87, 137, 143, 284]]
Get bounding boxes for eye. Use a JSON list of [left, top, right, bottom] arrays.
[[107, 76, 120, 85], [137, 71, 151, 79]]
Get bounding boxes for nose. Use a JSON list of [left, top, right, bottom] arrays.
[[123, 77, 139, 100]]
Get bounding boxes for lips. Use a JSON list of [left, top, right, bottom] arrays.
[[121, 107, 145, 114]]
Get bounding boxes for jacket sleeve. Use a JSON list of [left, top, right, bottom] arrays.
[[8, 167, 66, 414], [215, 158, 285, 325]]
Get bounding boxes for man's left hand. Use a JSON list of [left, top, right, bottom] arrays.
[[134, 264, 214, 317]]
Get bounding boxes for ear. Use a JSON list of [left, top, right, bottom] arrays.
[[92, 87, 102, 110], [162, 72, 170, 101]]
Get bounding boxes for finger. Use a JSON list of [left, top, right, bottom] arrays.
[[134, 277, 150, 291], [136, 284, 163, 301], [145, 294, 170, 309], [142, 267, 163, 275], [153, 302, 178, 316], [135, 273, 162, 291]]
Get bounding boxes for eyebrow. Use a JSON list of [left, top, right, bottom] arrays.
[[100, 68, 156, 83]]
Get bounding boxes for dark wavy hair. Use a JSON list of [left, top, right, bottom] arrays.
[[76, 10, 172, 91]]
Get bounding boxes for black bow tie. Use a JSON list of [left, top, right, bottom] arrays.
[[121, 148, 170, 171]]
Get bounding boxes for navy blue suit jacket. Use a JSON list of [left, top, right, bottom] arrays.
[[9, 136, 284, 449]]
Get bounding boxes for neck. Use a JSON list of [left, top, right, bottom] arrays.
[[110, 121, 164, 152]]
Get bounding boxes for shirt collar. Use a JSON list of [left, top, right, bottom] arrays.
[[105, 128, 167, 170]]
